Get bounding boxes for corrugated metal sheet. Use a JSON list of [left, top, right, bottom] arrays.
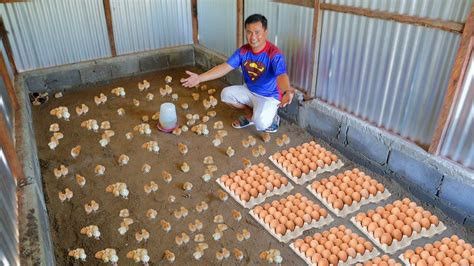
[[440, 52, 473, 169], [316, 10, 460, 145], [0, 149, 19, 266], [276, 4, 313, 91], [111, 0, 193, 55], [245, 0, 314, 90], [323, 0, 472, 23], [197, 0, 236, 56], [0, 0, 111, 72]]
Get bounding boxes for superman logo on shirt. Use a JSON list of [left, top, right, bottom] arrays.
[[243, 60, 266, 81]]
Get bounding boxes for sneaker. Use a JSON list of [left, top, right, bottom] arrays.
[[264, 115, 280, 133]]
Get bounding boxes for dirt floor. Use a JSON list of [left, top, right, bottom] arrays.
[[32, 66, 472, 265]]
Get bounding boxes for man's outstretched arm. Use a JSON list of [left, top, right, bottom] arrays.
[[180, 63, 234, 88], [277, 74, 295, 108]]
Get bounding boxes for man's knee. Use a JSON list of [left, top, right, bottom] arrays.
[[253, 114, 273, 131], [220, 86, 234, 104]]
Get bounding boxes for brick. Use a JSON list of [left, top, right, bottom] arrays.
[[110, 57, 140, 78], [438, 175, 474, 215], [45, 69, 81, 90], [139, 54, 169, 72], [388, 149, 442, 195], [463, 215, 474, 230], [25, 75, 47, 92], [431, 196, 468, 225], [169, 49, 194, 67], [80, 63, 112, 84], [347, 127, 389, 165]]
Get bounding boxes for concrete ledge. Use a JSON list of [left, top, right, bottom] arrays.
[[298, 99, 474, 227], [17, 183, 55, 266], [21, 45, 195, 93]]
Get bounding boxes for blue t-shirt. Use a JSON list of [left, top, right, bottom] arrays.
[[227, 41, 287, 100]]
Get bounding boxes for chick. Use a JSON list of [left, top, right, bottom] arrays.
[[75, 174, 86, 187], [226, 146, 235, 157], [178, 143, 188, 155], [180, 162, 190, 172], [70, 145, 81, 159], [162, 171, 173, 183]]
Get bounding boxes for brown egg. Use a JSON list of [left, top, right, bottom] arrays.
[[380, 233, 393, 246], [429, 215, 439, 226], [276, 224, 286, 235], [319, 208, 328, 218], [259, 210, 268, 219], [294, 217, 304, 228], [292, 168, 302, 178], [249, 188, 259, 198], [310, 210, 320, 221], [240, 191, 250, 202], [269, 219, 279, 230], [288, 212, 297, 221], [363, 241, 374, 252], [294, 239, 304, 249], [333, 199, 344, 210], [373, 228, 384, 239], [360, 189, 369, 199], [280, 177, 289, 186], [420, 218, 431, 229], [343, 195, 353, 206], [301, 165, 310, 175], [368, 186, 377, 196], [355, 243, 365, 254], [285, 220, 295, 231], [264, 214, 274, 224], [302, 214, 312, 224], [391, 229, 402, 241]]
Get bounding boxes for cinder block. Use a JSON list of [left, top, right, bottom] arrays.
[[387, 149, 442, 195], [438, 176, 474, 215], [80, 63, 112, 84], [464, 215, 474, 230], [110, 57, 140, 78], [169, 49, 194, 67], [347, 127, 389, 165], [430, 196, 468, 225], [45, 69, 81, 90], [305, 107, 340, 140], [279, 97, 299, 123], [194, 50, 208, 69], [139, 54, 169, 72], [25, 75, 47, 92]]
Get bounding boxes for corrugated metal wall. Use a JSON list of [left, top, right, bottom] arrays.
[[245, 0, 313, 90], [0, 150, 18, 266], [0, 0, 111, 72], [111, 0, 193, 55], [0, 69, 18, 264], [316, 0, 472, 145], [440, 52, 473, 169], [197, 0, 236, 56]]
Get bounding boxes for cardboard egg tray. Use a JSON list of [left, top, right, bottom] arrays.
[[306, 184, 391, 218], [289, 242, 380, 266], [397, 236, 473, 266], [357, 255, 402, 266], [216, 178, 294, 209], [248, 209, 333, 243], [350, 216, 446, 254], [269, 156, 344, 185]]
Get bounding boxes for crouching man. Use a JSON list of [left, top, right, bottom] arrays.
[[181, 14, 295, 133]]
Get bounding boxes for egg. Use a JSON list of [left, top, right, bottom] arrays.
[[285, 220, 295, 231], [429, 215, 439, 226], [292, 168, 302, 178], [276, 224, 286, 235], [380, 233, 393, 246], [240, 191, 250, 202], [420, 218, 431, 229], [302, 214, 312, 224], [294, 217, 304, 228]]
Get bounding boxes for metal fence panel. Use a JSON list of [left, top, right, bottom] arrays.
[[0, 149, 18, 266], [440, 52, 474, 169], [316, 10, 460, 145], [0, 0, 111, 72], [197, 0, 236, 56], [111, 0, 193, 55]]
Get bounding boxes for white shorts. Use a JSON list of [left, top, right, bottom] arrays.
[[221, 85, 280, 131]]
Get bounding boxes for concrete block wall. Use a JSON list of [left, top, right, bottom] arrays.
[[23, 45, 195, 93], [194, 45, 243, 86], [280, 97, 474, 229]]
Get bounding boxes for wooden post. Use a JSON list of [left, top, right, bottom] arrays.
[[0, 51, 18, 111], [191, 0, 199, 44], [236, 0, 244, 48], [103, 0, 117, 56], [0, 17, 18, 74], [308, 0, 321, 98], [0, 111, 25, 182], [429, 4, 474, 154]]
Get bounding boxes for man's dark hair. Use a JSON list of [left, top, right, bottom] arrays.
[[245, 14, 267, 29]]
